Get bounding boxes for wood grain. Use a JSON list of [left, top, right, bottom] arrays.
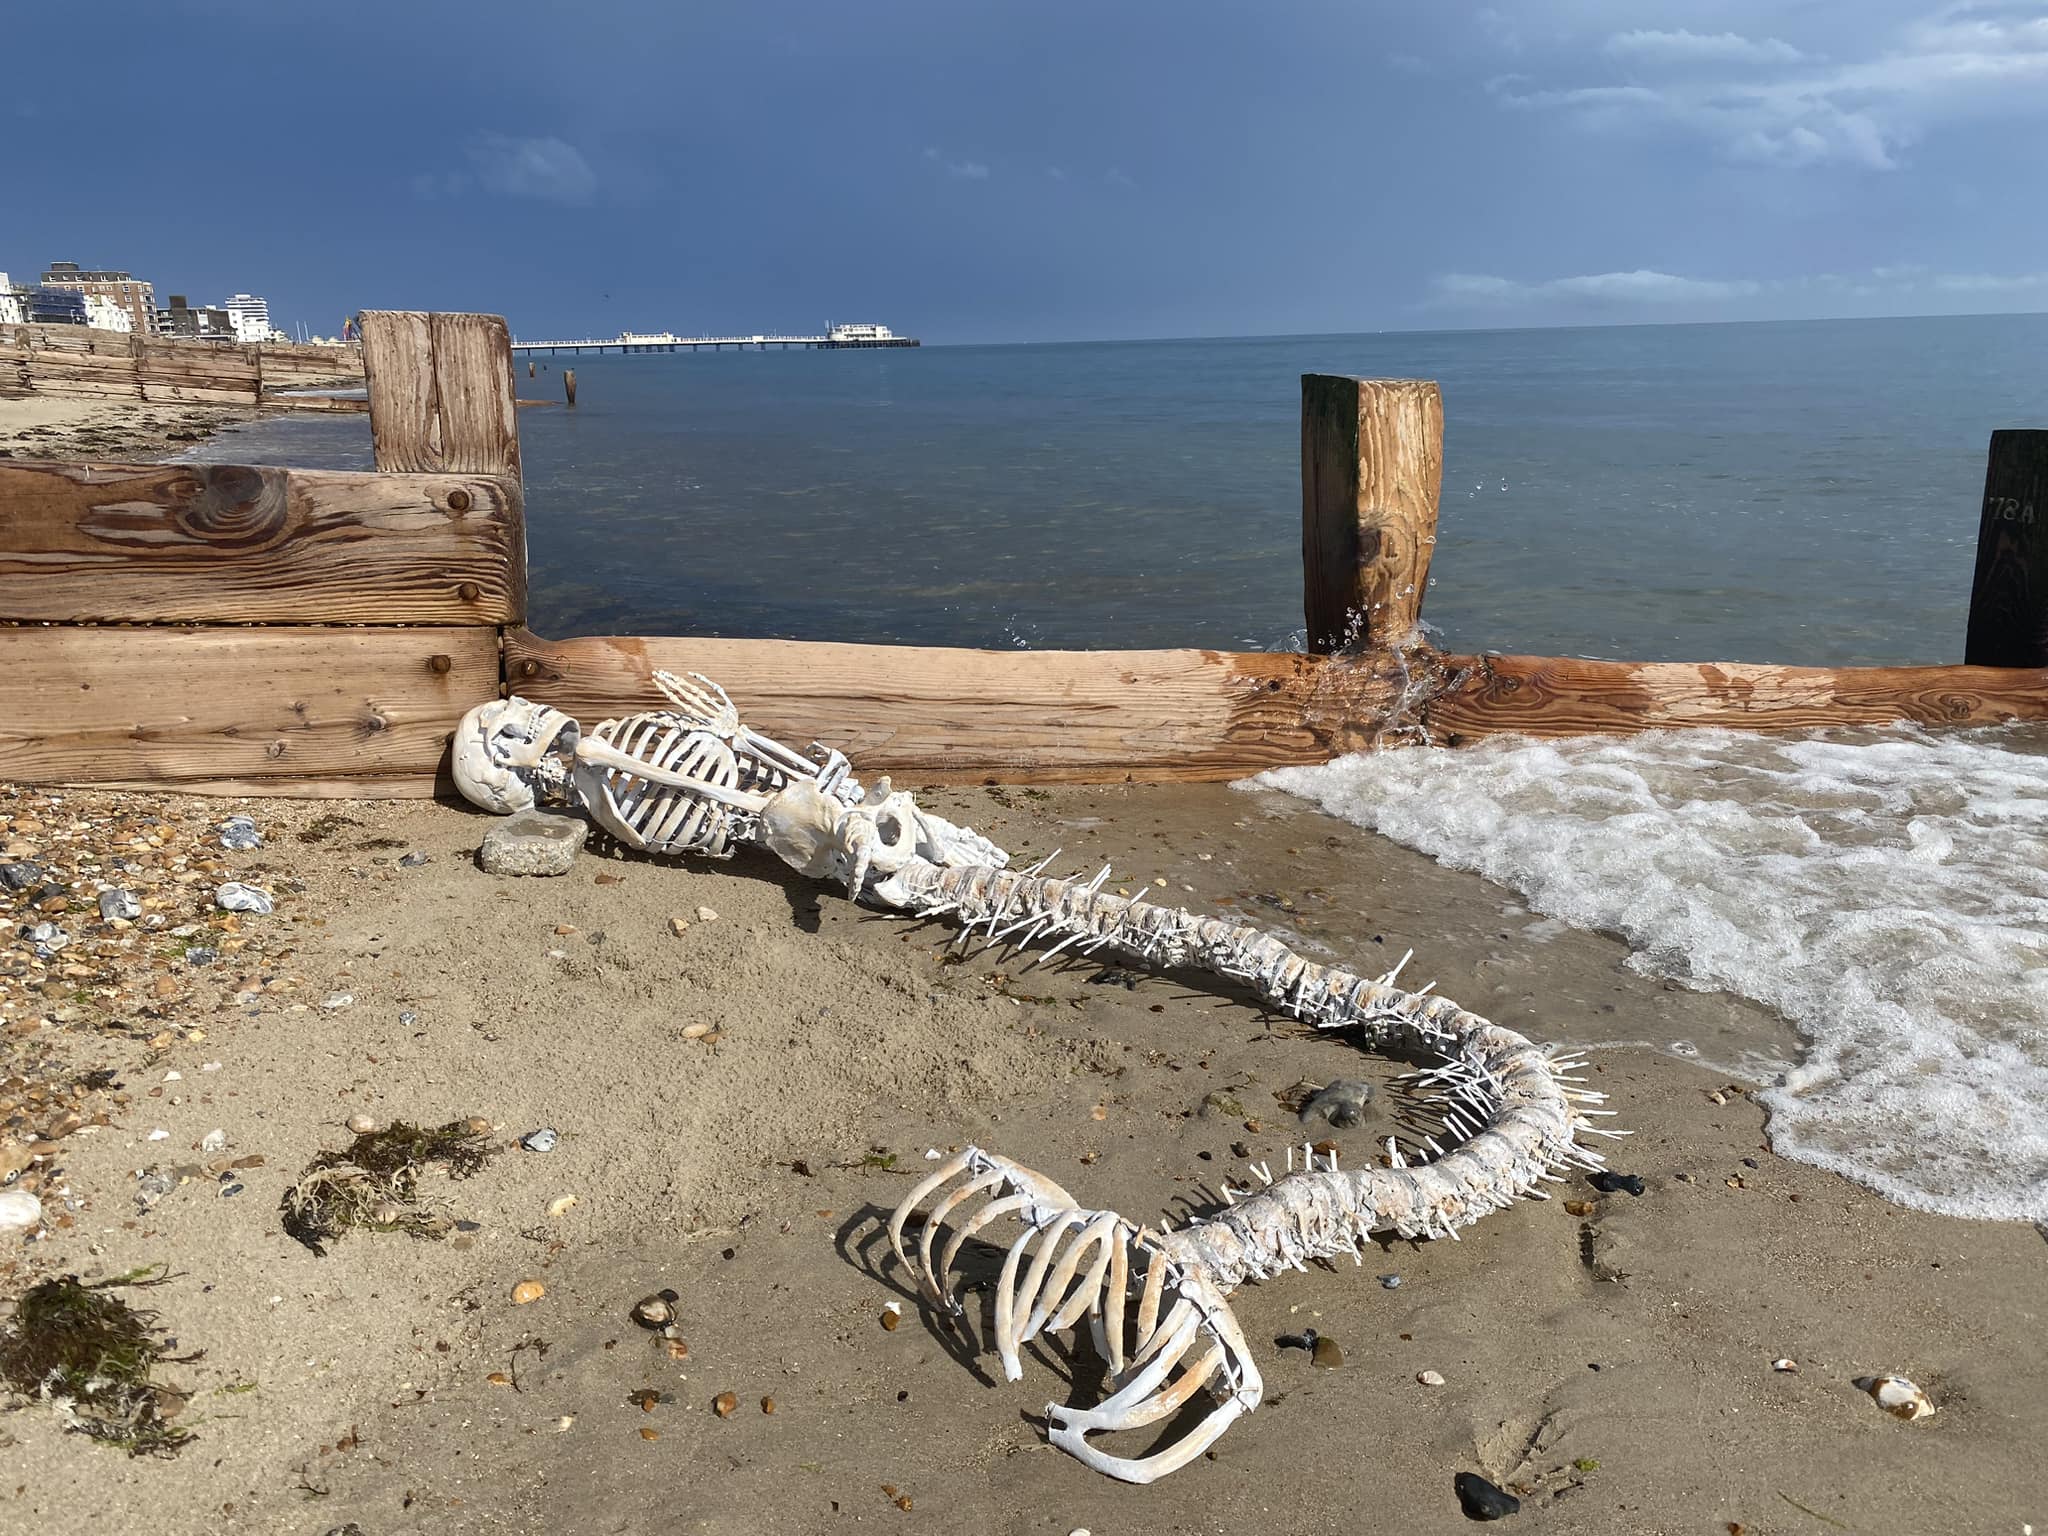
[[504, 629, 1408, 783], [1301, 376, 1443, 653], [361, 311, 521, 480], [0, 626, 497, 796], [0, 460, 524, 625], [1423, 652, 2048, 741], [1964, 430, 2048, 667]]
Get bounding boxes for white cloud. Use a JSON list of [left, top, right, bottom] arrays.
[[923, 147, 991, 180], [1387, 51, 1430, 75], [466, 133, 597, 205], [1431, 269, 1764, 307], [1498, 2, 2048, 170], [1427, 263, 2048, 313], [1605, 30, 1806, 65]]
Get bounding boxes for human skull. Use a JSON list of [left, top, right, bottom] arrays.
[[451, 696, 582, 814]]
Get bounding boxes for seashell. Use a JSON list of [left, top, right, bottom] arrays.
[[511, 1279, 546, 1305], [0, 1187, 41, 1231], [1417, 1369, 1446, 1386], [713, 1391, 738, 1418], [632, 1289, 680, 1329], [547, 1194, 578, 1217], [1772, 1358, 1798, 1373], [347, 1113, 378, 1134], [1854, 1374, 1934, 1421]]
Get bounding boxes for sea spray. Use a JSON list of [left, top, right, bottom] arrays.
[[1253, 725, 2048, 1224]]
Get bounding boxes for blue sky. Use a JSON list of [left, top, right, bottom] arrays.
[[8, 0, 2048, 342]]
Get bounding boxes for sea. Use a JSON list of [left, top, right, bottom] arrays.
[[192, 313, 2048, 1224]]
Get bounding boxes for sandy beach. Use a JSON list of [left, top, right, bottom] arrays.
[[0, 394, 261, 461], [2, 779, 2040, 1536]]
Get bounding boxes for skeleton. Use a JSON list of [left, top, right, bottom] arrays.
[[451, 680, 1621, 1483]]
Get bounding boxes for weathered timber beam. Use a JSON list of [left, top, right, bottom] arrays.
[[0, 460, 523, 625], [503, 628, 1408, 783], [505, 630, 2048, 783], [1422, 651, 2048, 742], [0, 626, 497, 797], [1301, 376, 1443, 653], [361, 311, 521, 481], [1965, 429, 2048, 667]]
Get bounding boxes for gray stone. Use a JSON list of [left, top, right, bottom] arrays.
[[98, 888, 142, 922], [480, 811, 586, 877], [0, 860, 44, 892], [219, 815, 262, 851], [216, 882, 274, 915]]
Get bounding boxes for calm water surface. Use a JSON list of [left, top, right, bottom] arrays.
[[197, 314, 2048, 663]]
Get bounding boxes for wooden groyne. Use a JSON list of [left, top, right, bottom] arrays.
[[0, 310, 2041, 797], [1, 322, 364, 412]]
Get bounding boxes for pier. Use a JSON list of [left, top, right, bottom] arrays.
[[509, 331, 920, 356]]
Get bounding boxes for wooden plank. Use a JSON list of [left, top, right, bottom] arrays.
[[1421, 652, 2048, 742], [505, 628, 1405, 782], [505, 629, 2048, 783], [1301, 376, 1444, 652], [1965, 430, 2048, 667], [0, 460, 523, 624], [361, 311, 521, 479], [0, 626, 498, 796]]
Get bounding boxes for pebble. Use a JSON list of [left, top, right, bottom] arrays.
[[547, 1194, 578, 1217], [98, 888, 142, 922], [1454, 1471, 1521, 1521], [1311, 1335, 1344, 1369], [1589, 1171, 1646, 1197], [26, 922, 70, 958], [1854, 1373, 1935, 1421], [186, 945, 219, 968], [1299, 1078, 1375, 1129], [398, 850, 431, 868], [695, 905, 718, 922], [880, 1302, 902, 1331], [399, 1011, 419, 1028], [479, 811, 586, 877], [632, 1289, 680, 1329], [200, 1128, 227, 1154], [347, 1113, 378, 1133], [219, 816, 262, 850], [521, 1127, 559, 1153], [713, 1391, 738, 1418], [219, 1181, 244, 1199], [215, 882, 274, 915], [0, 860, 45, 891], [0, 1187, 41, 1231], [1379, 1273, 1402, 1289], [1417, 1369, 1446, 1386], [1772, 1358, 1798, 1373], [760, 1396, 777, 1415], [668, 916, 690, 936], [511, 1279, 547, 1305], [323, 992, 355, 1011]]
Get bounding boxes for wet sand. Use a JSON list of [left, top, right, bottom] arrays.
[[3, 783, 2041, 1535]]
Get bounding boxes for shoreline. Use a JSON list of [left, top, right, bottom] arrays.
[[0, 393, 268, 463], [2, 780, 2040, 1534]]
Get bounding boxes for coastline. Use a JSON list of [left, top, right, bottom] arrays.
[[0, 393, 267, 462], [3, 781, 2039, 1534]]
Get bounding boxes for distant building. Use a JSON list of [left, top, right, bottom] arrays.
[[157, 294, 236, 341], [40, 261, 159, 335], [0, 273, 22, 327], [23, 287, 89, 325], [83, 293, 134, 333], [222, 293, 274, 344]]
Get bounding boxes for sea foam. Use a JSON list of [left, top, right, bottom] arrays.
[[1254, 726, 2048, 1224]]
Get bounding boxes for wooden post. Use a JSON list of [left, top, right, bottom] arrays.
[[564, 368, 577, 408], [1964, 430, 2048, 667], [1300, 376, 1443, 653], [359, 311, 521, 480]]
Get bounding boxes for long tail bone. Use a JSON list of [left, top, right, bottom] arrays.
[[871, 861, 1621, 1483]]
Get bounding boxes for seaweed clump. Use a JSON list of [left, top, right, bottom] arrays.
[[0, 1267, 200, 1456], [280, 1118, 495, 1255]]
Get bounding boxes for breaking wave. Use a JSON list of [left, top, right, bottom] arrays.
[[1253, 726, 2048, 1224]]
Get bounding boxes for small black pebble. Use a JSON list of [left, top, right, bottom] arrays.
[[1590, 1171, 1645, 1197], [1742, 1156, 1759, 1169], [1454, 1472, 1521, 1521]]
